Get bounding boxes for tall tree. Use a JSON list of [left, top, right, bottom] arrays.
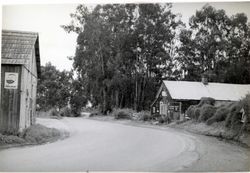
[[178, 4, 250, 83], [62, 4, 183, 112]]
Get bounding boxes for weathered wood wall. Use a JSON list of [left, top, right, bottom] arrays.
[[1, 30, 40, 133], [0, 64, 22, 133], [19, 48, 38, 131]]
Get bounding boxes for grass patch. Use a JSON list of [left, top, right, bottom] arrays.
[[0, 133, 25, 145], [137, 111, 151, 121], [112, 108, 135, 119], [1, 124, 64, 147], [21, 124, 62, 144]]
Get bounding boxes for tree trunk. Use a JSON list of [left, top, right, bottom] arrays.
[[134, 75, 138, 110], [115, 90, 119, 108]]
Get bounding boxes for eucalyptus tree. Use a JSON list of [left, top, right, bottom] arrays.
[[178, 4, 250, 83], [62, 4, 183, 112]]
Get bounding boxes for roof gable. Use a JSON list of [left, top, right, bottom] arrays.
[[1, 30, 41, 77], [163, 80, 250, 101]]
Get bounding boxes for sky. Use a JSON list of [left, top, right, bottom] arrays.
[[2, 1, 250, 71]]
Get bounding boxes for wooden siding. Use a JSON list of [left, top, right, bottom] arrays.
[[0, 64, 22, 133], [1, 30, 40, 133], [19, 48, 38, 131]]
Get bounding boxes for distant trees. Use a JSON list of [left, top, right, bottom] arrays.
[[37, 62, 73, 111], [178, 4, 250, 83]]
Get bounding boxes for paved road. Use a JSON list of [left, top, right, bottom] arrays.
[[0, 118, 249, 172]]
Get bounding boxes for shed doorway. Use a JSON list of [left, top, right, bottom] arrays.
[[159, 102, 168, 115]]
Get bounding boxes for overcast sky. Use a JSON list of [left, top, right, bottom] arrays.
[[2, 2, 250, 71]]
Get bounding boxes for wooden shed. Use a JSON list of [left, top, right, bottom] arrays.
[[1, 30, 41, 133]]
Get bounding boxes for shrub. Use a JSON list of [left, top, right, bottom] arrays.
[[198, 104, 217, 122], [206, 105, 230, 125], [194, 107, 201, 120], [49, 108, 60, 117], [21, 124, 61, 144], [186, 105, 195, 118], [186, 105, 200, 120], [112, 108, 135, 119], [158, 115, 171, 124], [197, 97, 215, 107], [241, 94, 250, 128], [225, 102, 242, 128], [0, 133, 25, 145], [59, 107, 72, 117], [137, 111, 151, 121]]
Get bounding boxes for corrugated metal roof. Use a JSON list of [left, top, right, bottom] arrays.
[[1, 30, 41, 77], [163, 80, 250, 101]]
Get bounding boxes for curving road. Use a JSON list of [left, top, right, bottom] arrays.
[[0, 117, 249, 172]]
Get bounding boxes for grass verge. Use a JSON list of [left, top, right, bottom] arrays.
[[0, 124, 67, 149]]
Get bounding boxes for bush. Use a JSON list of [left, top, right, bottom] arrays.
[[197, 97, 215, 107], [137, 111, 151, 121], [112, 108, 135, 119], [186, 105, 195, 118], [0, 133, 25, 145], [198, 104, 217, 122], [88, 108, 102, 117], [158, 116, 171, 124], [225, 102, 242, 128], [186, 105, 200, 121], [206, 105, 230, 125], [21, 124, 61, 144], [59, 107, 72, 117], [194, 108, 201, 120], [241, 94, 250, 130], [49, 108, 60, 117]]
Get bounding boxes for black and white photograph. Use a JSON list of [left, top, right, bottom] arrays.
[[0, 0, 250, 172]]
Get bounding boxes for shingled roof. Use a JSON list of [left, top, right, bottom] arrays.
[[163, 80, 250, 101], [1, 30, 41, 77]]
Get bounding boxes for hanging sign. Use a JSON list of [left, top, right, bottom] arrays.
[[4, 73, 19, 89]]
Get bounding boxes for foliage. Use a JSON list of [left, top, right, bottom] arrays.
[[112, 108, 135, 119], [62, 4, 183, 113], [59, 107, 72, 117], [49, 108, 60, 117], [186, 105, 196, 118], [206, 104, 231, 125], [178, 4, 250, 83], [158, 115, 171, 124], [197, 97, 215, 107], [0, 133, 25, 145], [69, 79, 88, 117], [198, 104, 217, 122], [225, 94, 250, 131], [37, 62, 73, 111], [137, 111, 151, 121], [21, 124, 61, 144]]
